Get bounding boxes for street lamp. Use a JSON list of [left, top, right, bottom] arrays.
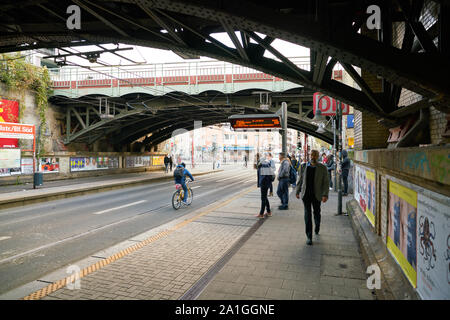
[[313, 94, 344, 216]]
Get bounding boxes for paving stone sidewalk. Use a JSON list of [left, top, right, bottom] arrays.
[[31, 184, 374, 301], [197, 189, 377, 300]]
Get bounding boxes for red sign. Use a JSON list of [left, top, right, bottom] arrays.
[[313, 92, 349, 116], [0, 122, 35, 140], [0, 99, 19, 148]]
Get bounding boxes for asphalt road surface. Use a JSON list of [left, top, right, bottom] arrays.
[[0, 166, 260, 295]]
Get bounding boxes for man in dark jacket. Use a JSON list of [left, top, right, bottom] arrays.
[[164, 155, 169, 173], [277, 152, 291, 210], [169, 155, 173, 172], [296, 150, 329, 245], [341, 150, 351, 196]]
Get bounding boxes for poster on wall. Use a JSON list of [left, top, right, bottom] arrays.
[[152, 156, 164, 166], [70, 157, 119, 172], [354, 165, 376, 226], [416, 195, 450, 299], [21, 158, 34, 175], [0, 148, 21, 176], [126, 156, 151, 168], [0, 99, 19, 148], [387, 180, 418, 287], [40, 158, 59, 173]]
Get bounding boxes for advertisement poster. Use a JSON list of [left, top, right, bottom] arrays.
[[416, 195, 450, 299], [152, 156, 164, 166], [126, 156, 151, 168], [40, 158, 59, 173], [70, 157, 119, 172], [354, 165, 376, 226], [0, 99, 19, 148], [387, 180, 418, 287], [21, 158, 34, 175], [0, 148, 21, 176]]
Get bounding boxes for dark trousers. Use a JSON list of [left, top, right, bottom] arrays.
[[269, 182, 273, 194], [277, 178, 289, 207], [343, 173, 348, 194], [259, 182, 271, 215], [302, 195, 321, 239], [328, 170, 333, 188], [164, 164, 169, 173]]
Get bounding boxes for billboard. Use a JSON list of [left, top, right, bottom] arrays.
[[125, 156, 151, 168], [70, 157, 119, 172], [387, 180, 418, 287], [0, 99, 19, 148], [40, 157, 59, 173], [152, 156, 165, 166], [416, 195, 450, 299], [0, 148, 21, 176], [354, 165, 376, 226], [313, 92, 350, 116]]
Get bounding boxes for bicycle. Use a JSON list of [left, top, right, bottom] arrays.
[[172, 179, 193, 210]]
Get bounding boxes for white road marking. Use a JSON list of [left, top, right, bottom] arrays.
[[191, 186, 201, 189], [216, 174, 248, 182], [0, 236, 11, 241], [92, 200, 147, 215]]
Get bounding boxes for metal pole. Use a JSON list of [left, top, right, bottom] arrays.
[[333, 117, 337, 192], [337, 101, 343, 215], [281, 102, 287, 155]]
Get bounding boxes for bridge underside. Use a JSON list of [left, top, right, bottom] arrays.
[[1, 0, 449, 125], [51, 88, 334, 149]]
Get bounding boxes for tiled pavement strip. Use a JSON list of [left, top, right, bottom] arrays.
[[28, 185, 375, 301]]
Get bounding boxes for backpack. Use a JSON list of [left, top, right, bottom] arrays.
[[289, 165, 297, 184], [173, 167, 184, 180]]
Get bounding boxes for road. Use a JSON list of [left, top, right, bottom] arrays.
[[0, 166, 259, 295]]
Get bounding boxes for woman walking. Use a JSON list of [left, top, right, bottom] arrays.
[[256, 154, 275, 218]]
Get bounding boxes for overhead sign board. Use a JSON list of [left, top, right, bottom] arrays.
[[313, 92, 350, 116], [0, 122, 35, 140], [228, 114, 281, 129]]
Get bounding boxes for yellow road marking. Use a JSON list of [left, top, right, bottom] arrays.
[[22, 186, 257, 300]]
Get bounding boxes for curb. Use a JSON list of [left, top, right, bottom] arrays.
[[346, 199, 420, 300], [0, 170, 223, 211]]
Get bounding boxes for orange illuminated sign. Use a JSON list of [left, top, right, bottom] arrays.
[[230, 116, 281, 129]]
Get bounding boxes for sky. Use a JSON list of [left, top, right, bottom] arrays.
[[60, 32, 310, 67]]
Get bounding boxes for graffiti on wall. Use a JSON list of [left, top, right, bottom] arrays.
[[403, 151, 450, 184]]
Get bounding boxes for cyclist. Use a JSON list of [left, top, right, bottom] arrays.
[[173, 162, 194, 204]]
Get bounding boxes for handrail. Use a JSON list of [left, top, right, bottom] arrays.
[[49, 56, 310, 83]]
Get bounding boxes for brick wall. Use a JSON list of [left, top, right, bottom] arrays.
[[353, 110, 389, 150]]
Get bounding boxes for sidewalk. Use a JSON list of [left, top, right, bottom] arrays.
[[13, 183, 376, 300], [0, 165, 224, 210]]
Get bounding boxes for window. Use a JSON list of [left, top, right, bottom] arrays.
[[224, 134, 229, 140], [243, 134, 248, 140]]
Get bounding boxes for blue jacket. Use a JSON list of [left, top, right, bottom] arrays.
[[174, 165, 194, 184]]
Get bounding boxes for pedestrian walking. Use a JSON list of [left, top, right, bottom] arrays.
[[295, 150, 329, 245], [244, 155, 248, 168], [326, 154, 334, 190], [290, 154, 299, 188], [321, 152, 328, 164], [169, 155, 173, 172], [341, 150, 351, 196], [164, 155, 169, 173], [256, 154, 275, 218], [276, 152, 291, 210], [267, 152, 275, 197]]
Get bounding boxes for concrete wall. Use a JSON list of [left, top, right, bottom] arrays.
[[352, 145, 450, 297], [0, 151, 166, 186]]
